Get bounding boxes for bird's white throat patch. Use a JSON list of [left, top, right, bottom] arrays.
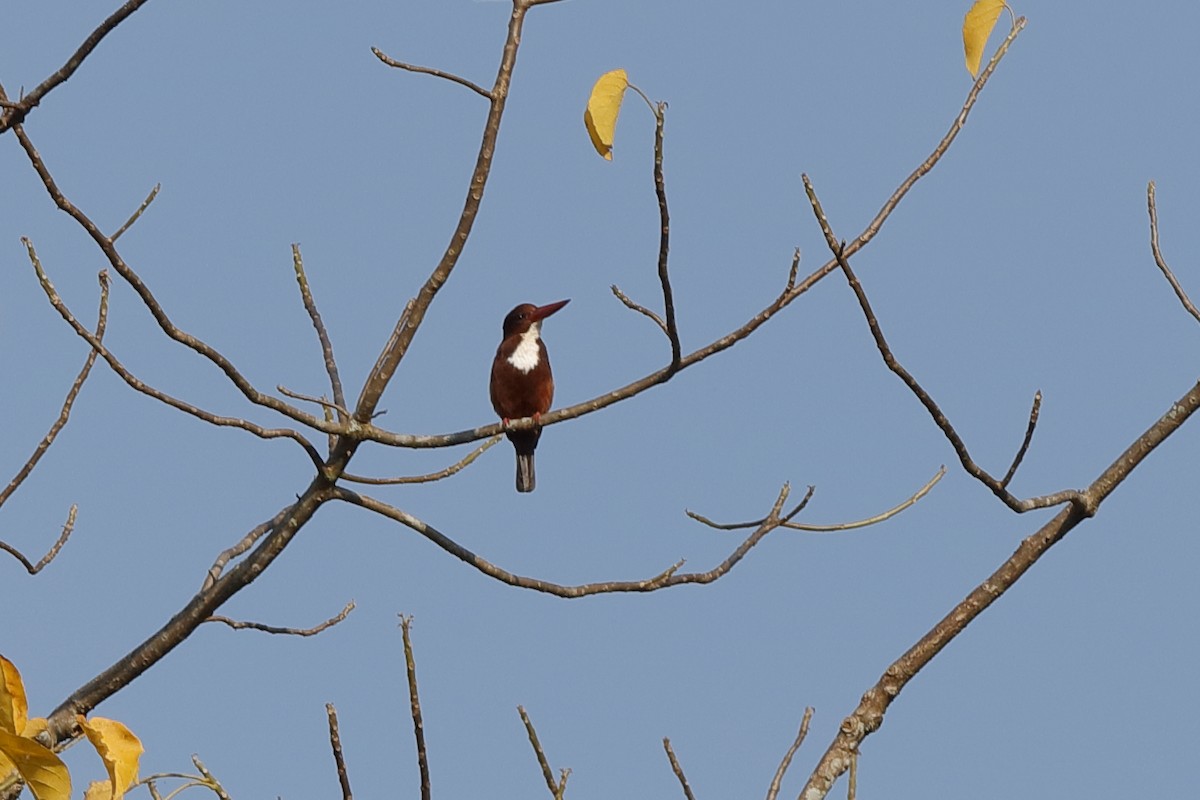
[[507, 325, 542, 373]]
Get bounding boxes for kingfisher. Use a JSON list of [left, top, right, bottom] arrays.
[[489, 299, 570, 493]]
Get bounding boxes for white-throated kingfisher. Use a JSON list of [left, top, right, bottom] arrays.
[[489, 299, 569, 493]]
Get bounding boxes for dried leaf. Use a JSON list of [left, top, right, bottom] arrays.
[[0, 730, 71, 800], [963, 0, 1006, 77], [584, 69, 629, 160], [0, 656, 28, 736], [79, 716, 143, 800]]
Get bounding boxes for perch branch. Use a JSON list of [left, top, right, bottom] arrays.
[[1147, 181, 1200, 324], [400, 616, 432, 800], [205, 600, 354, 636]]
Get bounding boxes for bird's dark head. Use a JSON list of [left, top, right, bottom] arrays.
[[501, 299, 570, 339]]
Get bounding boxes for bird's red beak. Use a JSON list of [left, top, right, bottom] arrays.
[[529, 299, 570, 321]]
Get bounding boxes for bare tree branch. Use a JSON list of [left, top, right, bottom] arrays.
[[0, 0, 156, 132], [611, 283, 668, 335], [663, 738, 697, 800], [1000, 391, 1041, 489], [22, 238, 325, 466], [205, 601, 355, 636], [400, 616, 432, 800], [292, 244, 348, 419], [520, 705, 566, 800], [371, 47, 492, 99], [326, 704, 354, 800], [7, 117, 339, 437], [688, 468, 943, 533], [341, 436, 502, 485], [1, 270, 108, 510], [802, 177, 1081, 513], [1147, 181, 1200, 324], [332, 483, 805, 597], [191, 757, 232, 800], [799, 377, 1200, 799], [0, 505, 77, 575], [345, 21, 1026, 453], [350, 3, 540, 429], [765, 707, 812, 800], [110, 183, 160, 242]]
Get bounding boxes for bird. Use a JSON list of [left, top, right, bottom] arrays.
[[490, 299, 570, 493]]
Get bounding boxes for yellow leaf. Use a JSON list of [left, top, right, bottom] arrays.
[[78, 716, 143, 800], [0, 730, 71, 800], [584, 69, 629, 161], [84, 780, 113, 800], [22, 718, 48, 739], [962, 0, 1006, 77], [0, 656, 28, 736]]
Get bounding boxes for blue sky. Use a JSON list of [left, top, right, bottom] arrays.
[[3, 1, 1200, 798]]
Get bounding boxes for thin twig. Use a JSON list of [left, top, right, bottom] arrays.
[[202, 510, 285, 590], [518, 706, 559, 798], [292, 245, 348, 417], [1, 270, 109, 510], [341, 436, 502, 485], [765, 707, 812, 800], [400, 616, 432, 800], [688, 468, 943, 532], [0, 0, 156, 132], [0, 505, 77, 575], [651, 101, 681, 370], [662, 738, 697, 800], [371, 47, 492, 99], [111, 183, 160, 241], [1147, 181, 1200, 324], [205, 601, 355, 636], [784, 248, 801, 295], [1000, 391, 1041, 489], [277, 386, 351, 418], [326, 704, 353, 800], [611, 284, 668, 335], [802, 176, 1082, 514], [847, 750, 857, 800], [332, 482, 793, 597], [191, 757, 232, 800]]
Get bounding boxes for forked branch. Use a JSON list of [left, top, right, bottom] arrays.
[[798, 379, 1200, 798], [0, 270, 108, 511], [802, 176, 1074, 513], [205, 600, 355, 636], [331, 483, 810, 597], [687, 467, 943, 533]]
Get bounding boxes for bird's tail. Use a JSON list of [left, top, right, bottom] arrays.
[[516, 452, 536, 493]]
